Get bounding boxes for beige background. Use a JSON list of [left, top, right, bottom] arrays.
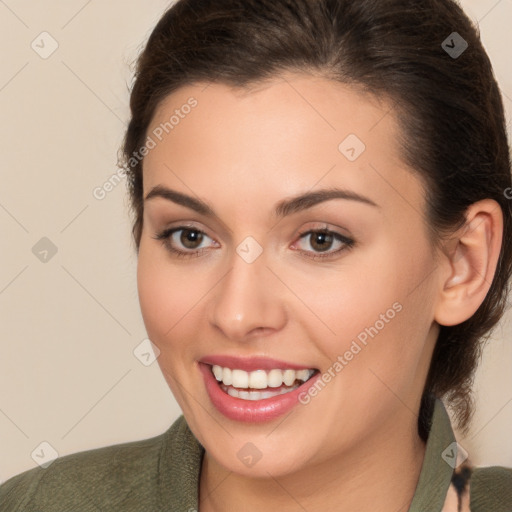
[[0, 0, 511, 482]]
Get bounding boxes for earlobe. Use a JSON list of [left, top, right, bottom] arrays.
[[434, 199, 503, 327]]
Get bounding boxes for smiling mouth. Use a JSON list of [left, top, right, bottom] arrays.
[[210, 364, 319, 401]]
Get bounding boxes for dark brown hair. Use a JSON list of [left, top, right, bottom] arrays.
[[122, 0, 512, 437]]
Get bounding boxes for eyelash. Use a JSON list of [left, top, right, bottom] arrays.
[[294, 227, 355, 260], [153, 225, 355, 261]]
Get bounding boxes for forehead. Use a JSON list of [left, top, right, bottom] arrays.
[[143, 73, 425, 219], [148, 73, 395, 153]]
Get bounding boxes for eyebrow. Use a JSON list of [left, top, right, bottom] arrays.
[[144, 185, 380, 219]]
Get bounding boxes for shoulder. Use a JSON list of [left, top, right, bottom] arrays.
[[0, 420, 182, 512], [469, 465, 512, 511]]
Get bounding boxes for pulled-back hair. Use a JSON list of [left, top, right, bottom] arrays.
[[122, 0, 512, 437]]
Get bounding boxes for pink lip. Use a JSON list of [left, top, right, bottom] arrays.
[[199, 354, 315, 372], [198, 362, 320, 423]]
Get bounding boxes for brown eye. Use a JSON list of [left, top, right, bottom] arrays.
[[180, 229, 204, 249], [309, 231, 334, 252], [154, 226, 217, 258], [292, 228, 355, 260]]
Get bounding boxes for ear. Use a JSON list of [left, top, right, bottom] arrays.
[[434, 199, 504, 327]]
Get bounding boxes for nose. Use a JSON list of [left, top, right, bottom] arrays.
[[208, 247, 287, 341]]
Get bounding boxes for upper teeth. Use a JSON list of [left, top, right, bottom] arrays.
[[211, 365, 315, 389]]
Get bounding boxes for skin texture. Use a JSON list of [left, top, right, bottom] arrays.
[[136, 73, 503, 512]]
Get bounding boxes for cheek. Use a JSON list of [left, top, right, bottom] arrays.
[[285, 261, 399, 341], [136, 243, 201, 345], [136, 247, 203, 402], [296, 242, 432, 365], [137, 252, 167, 338]]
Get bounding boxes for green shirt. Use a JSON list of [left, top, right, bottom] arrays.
[[1, 399, 511, 511]]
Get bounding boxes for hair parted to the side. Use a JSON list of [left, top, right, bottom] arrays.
[[121, 0, 512, 437]]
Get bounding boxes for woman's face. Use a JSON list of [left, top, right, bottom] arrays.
[[137, 73, 443, 477]]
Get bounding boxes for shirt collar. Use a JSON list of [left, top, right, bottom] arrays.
[[408, 398, 457, 511], [161, 397, 456, 511]]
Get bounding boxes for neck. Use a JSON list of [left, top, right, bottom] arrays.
[[199, 411, 426, 512]]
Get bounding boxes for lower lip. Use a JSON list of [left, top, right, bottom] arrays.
[[199, 363, 320, 423]]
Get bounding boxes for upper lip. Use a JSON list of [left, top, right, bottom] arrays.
[[199, 355, 316, 372]]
